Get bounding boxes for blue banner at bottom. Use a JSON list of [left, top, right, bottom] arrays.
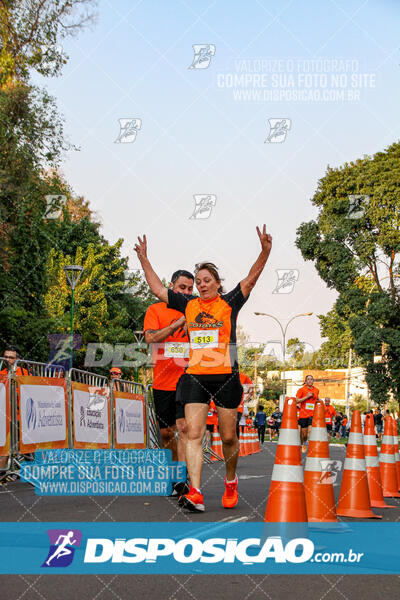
[[0, 522, 398, 574]]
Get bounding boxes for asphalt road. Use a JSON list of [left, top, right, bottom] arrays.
[[1, 442, 399, 599]]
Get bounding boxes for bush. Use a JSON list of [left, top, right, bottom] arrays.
[[258, 399, 279, 416]]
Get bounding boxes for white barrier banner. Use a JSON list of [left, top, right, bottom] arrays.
[[20, 385, 67, 444], [0, 383, 6, 447], [74, 389, 109, 444], [115, 397, 145, 445]]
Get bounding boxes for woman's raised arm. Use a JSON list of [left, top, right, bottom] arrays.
[[240, 225, 272, 298]]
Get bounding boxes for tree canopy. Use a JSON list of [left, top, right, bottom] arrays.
[[296, 141, 400, 406]]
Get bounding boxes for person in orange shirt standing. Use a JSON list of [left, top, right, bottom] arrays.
[[143, 269, 194, 496], [296, 374, 320, 453], [324, 397, 336, 442]]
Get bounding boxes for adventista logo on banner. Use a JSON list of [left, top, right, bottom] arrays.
[[73, 389, 109, 444], [115, 397, 144, 445], [20, 385, 67, 445], [42, 529, 82, 568]]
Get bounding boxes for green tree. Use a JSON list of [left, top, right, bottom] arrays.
[[0, 0, 97, 86], [296, 141, 400, 407], [286, 337, 305, 365]]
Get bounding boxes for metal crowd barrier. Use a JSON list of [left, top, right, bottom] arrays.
[[0, 361, 163, 481], [146, 384, 162, 449], [110, 378, 147, 448]]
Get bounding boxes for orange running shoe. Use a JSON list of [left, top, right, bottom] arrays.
[[182, 486, 205, 512], [222, 476, 238, 509]]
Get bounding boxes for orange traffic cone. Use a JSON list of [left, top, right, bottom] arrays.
[[304, 401, 337, 522], [363, 413, 395, 508], [391, 418, 400, 491], [211, 426, 224, 461], [264, 397, 307, 522], [254, 428, 261, 453], [337, 410, 381, 518], [380, 417, 400, 497], [239, 428, 246, 457]]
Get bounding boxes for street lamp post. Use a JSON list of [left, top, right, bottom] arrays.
[[254, 312, 313, 411], [64, 265, 84, 371]]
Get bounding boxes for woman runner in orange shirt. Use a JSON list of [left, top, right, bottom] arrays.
[[135, 225, 272, 512]]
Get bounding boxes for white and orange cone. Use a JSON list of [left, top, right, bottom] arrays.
[[391, 418, 400, 491], [264, 397, 307, 522], [380, 417, 400, 497], [363, 413, 396, 508], [210, 426, 224, 462], [337, 410, 381, 519], [304, 401, 337, 522]]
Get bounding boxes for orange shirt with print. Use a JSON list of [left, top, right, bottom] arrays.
[[238, 372, 252, 414], [324, 404, 336, 425], [143, 302, 189, 391], [296, 385, 320, 418], [167, 284, 247, 376]]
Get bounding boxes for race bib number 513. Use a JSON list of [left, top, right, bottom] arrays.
[[190, 329, 219, 349]]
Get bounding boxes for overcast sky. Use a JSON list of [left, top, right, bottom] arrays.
[[36, 0, 400, 355]]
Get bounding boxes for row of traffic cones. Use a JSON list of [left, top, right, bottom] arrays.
[[265, 398, 400, 522], [210, 426, 261, 462]]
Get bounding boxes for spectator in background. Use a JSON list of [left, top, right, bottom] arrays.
[[334, 412, 343, 439], [271, 406, 282, 437], [254, 405, 267, 444], [0, 345, 27, 478], [267, 413, 275, 441], [361, 411, 367, 431], [238, 402, 249, 435], [324, 397, 336, 442], [110, 367, 123, 391], [340, 415, 348, 438]]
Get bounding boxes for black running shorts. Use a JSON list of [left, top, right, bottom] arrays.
[[177, 372, 243, 410], [152, 388, 184, 429], [298, 416, 313, 428]]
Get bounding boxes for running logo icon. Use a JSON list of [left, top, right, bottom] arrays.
[[42, 529, 82, 568], [319, 460, 342, 486], [26, 398, 37, 431], [44, 195, 66, 220], [118, 408, 126, 433], [115, 118, 142, 143], [347, 195, 369, 219], [188, 44, 216, 69], [265, 119, 291, 143], [272, 269, 299, 294], [189, 195, 217, 219]]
